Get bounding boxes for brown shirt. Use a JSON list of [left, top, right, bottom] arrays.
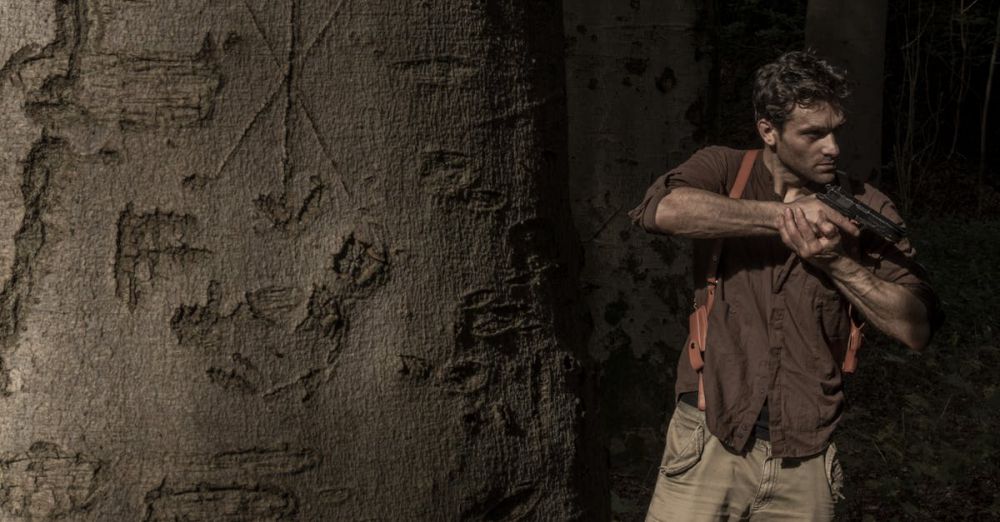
[[628, 146, 941, 458]]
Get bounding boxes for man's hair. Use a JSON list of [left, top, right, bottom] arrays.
[[752, 50, 850, 129]]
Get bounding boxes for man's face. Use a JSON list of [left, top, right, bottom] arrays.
[[761, 102, 845, 185]]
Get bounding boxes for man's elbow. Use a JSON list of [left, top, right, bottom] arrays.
[[652, 195, 683, 235]]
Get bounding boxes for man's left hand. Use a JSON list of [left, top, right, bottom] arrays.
[[776, 207, 845, 268]]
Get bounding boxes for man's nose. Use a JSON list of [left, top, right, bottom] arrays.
[[821, 133, 840, 158]]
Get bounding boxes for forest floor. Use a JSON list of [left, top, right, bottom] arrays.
[[835, 216, 1000, 520]]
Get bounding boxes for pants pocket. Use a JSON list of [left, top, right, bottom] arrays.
[[824, 442, 845, 502], [659, 402, 706, 477]]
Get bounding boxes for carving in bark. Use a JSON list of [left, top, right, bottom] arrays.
[[0, 0, 603, 519]]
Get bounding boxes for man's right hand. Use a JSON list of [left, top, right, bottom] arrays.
[[783, 195, 860, 237]]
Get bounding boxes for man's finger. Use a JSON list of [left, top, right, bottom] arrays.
[[804, 209, 823, 235], [789, 209, 816, 255], [818, 220, 839, 239], [783, 209, 803, 246], [815, 210, 840, 238], [823, 207, 861, 237], [794, 208, 820, 244]]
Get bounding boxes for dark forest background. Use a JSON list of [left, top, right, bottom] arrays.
[[590, 0, 1000, 520]]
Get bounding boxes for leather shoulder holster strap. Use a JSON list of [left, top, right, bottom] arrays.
[[687, 149, 757, 410], [686, 155, 866, 412], [706, 150, 756, 301]]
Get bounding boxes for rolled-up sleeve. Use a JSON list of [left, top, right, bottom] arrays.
[[627, 146, 734, 234]]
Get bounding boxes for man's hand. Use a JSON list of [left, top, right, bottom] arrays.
[[784, 195, 860, 237], [777, 207, 845, 268]]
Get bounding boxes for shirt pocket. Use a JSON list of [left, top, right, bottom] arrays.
[[659, 403, 706, 477]]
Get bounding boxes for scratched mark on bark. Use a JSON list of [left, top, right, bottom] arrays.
[[317, 486, 354, 506], [438, 359, 490, 395], [441, 217, 566, 439], [255, 177, 327, 231], [191, 0, 352, 203], [0, 1, 221, 394], [0, 0, 82, 98], [489, 401, 526, 437], [26, 36, 222, 129], [206, 353, 261, 394], [114, 204, 212, 310], [171, 282, 345, 401], [395, 354, 433, 381], [208, 447, 319, 477], [460, 400, 527, 438], [0, 138, 63, 394], [396, 353, 525, 440], [143, 446, 318, 521], [418, 148, 508, 212], [0, 0, 97, 395], [0, 44, 52, 84], [0, 442, 104, 519], [396, 355, 490, 396], [419, 149, 476, 195], [143, 484, 297, 522], [469, 94, 560, 128], [456, 283, 544, 353], [330, 226, 388, 296], [247, 286, 305, 324], [391, 55, 483, 87], [165, 446, 320, 483], [508, 218, 560, 276]]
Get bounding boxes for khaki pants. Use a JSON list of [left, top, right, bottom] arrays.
[[645, 402, 843, 521]]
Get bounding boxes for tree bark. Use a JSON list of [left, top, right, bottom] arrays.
[[0, 0, 601, 519], [563, 0, 708, 517], [806, 0, 889, 182]]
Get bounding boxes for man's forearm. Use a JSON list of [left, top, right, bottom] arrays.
[[653, 188, 783, 238], [823, 256, 931, 351]]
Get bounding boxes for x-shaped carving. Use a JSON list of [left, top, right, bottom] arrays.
[[212, 0, 352, 201]]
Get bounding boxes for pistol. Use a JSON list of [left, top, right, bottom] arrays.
[[816, 184, 907, 243]]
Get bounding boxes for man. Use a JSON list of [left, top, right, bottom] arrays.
[[628, 51, 942, 520]]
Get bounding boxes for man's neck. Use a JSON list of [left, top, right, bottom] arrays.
[[761, 147, 811, 203]]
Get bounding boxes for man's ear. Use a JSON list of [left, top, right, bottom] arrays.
[[757, 119, 777, 146]]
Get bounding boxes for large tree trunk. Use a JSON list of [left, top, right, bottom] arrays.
[[0, 0, 602, 519], [563, 0, 708, 518], [806, 0, 889, 181]]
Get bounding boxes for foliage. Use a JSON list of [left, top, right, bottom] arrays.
[[835, 217, 1000, 520], [882, 0, 1000, 215]]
